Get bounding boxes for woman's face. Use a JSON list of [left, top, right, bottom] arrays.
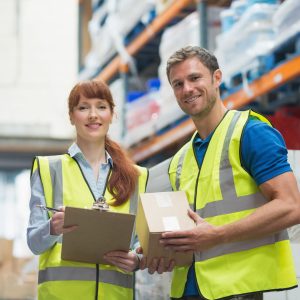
[[69, 96, 113, 144]]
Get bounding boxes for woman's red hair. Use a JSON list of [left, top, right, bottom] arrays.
[[68, 80, 139, 206]]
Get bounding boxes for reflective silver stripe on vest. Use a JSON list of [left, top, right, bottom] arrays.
[[48, 156, 63, 209], [47, 156, 63, 244], [129, 180, 139, 248], [195, 230, 289, 262], [38, 267, 133, 288], [219, 111, 242, 201], [196, 192, 267, 218], [175, 144, 189, 191], [174, 111, 289, 261], [129, 182, 139, 215]]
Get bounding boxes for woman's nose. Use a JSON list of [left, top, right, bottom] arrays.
[[88, 108, 98, 119]]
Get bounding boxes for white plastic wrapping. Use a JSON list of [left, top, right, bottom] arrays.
[[272, 0, 300, 47], [215, 3, 278, 87], [83, 0, 156, 77]]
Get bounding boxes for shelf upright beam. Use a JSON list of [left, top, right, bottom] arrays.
[[223, 55, 300, 109], [95, 0, 193, 83], [119, 63, 129, 139], [197, 0, 208, 48]]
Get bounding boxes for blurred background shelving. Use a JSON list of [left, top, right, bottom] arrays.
[[82, 0, 300, 167]]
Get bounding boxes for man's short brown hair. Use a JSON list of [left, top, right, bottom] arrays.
[[166, 46, 219, 82]]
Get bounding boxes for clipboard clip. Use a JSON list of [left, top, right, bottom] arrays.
[[92, 196, 110, 211]]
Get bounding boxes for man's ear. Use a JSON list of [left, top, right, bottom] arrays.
[[213, 69, 222, 88]]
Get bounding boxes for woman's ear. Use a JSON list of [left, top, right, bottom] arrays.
[[111, 111, 117, 123], [69, 112, 74, 125]]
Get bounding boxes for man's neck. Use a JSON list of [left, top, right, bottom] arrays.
[[193, 102, 227, 140]]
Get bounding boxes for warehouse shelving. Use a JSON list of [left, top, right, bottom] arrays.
[[94, 0, 230, 82], [223, 54, 300, 109], [94, 0, 192, 83], [92, 0, 231, 163], [91, 0, 300, 164]]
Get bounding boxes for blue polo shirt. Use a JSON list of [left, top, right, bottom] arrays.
[[184, 116, 292, 296]]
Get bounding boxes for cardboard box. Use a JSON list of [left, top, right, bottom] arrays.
[[0, 239, 13, 266], [0, 272, 37, 299], [136, 191, 195, 267], [0, 256, 37, 300]]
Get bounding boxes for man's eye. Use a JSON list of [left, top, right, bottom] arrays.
[[173, 82, 182, 88]]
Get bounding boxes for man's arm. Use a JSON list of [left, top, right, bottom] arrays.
[[160, 172, 300, 252]]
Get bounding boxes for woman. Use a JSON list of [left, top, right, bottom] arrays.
[[27, 80, 148, 300]]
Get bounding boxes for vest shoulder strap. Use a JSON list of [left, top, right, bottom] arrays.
[[146, 157, 173, 192]]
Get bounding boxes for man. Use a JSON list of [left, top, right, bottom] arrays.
[[141, 46, 300, 300]]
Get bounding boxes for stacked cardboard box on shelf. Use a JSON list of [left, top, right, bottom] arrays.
[[0, 239, 37, 300]]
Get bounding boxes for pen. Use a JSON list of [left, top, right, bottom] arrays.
[[36, 205, 61, 212]]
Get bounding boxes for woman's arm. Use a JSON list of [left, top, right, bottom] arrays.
[[26, 170, 60, 255]]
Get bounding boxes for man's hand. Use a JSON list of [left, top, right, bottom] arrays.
[[160, 209, 221, 252], [136, 247, 175, 274], [50, 207, 77, 235], [104, 250, 139, 272]]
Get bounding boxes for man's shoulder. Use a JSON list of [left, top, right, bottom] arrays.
[[241, 114, 290, 184], [244, 115, 280, 141]]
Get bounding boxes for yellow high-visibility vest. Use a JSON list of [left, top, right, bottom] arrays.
[[32, 154, 148, 300], [169, 110, 297, 299]]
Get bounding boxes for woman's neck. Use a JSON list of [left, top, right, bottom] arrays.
[[76, 140, 107, 166]]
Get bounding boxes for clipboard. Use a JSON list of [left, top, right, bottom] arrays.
[[61, 206, 135, 264]]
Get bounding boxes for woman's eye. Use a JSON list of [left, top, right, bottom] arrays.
[[78, 106, 88, 111], [98, 105, 108, 110]]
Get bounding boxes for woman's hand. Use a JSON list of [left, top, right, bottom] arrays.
[[135, 247, 175, 274], [104, 250, 139, 272], [50, 207, 77, 235]]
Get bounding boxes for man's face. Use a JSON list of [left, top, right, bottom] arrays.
[[169, 56, 222, 120]]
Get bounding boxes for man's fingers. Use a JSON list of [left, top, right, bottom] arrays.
[[160, 237, 190, 246], [187, 208, 202, 224]]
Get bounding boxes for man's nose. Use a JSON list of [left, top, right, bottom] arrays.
[[183, 81, 194, 93]]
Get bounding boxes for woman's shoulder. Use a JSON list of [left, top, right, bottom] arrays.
[[135, 164, 148, 174]]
